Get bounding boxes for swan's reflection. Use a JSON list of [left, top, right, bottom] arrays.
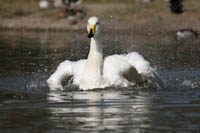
[[47, 90, 151, 131]]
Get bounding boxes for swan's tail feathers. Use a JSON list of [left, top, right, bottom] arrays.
[[123, 66, 144, 86]]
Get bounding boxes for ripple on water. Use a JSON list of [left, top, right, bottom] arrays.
[[0, 31, 200, 132]]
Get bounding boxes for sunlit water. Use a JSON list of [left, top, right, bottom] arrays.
[[0, 31, 200, 132]]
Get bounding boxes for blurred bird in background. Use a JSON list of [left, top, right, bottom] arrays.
[[53, 0, 86, 24], [51, 0, 84, 17], [176, 29, 200, 40], [39, 0, 86, 24], [135, 0, 153, 4], [169, 0, 183, 14], [39, 0, 50, 9]]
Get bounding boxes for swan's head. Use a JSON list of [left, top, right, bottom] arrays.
[[87, 17, 101, 38]]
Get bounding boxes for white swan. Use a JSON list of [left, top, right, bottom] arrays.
[[47, 16, 163, 90]]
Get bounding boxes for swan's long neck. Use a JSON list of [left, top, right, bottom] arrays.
[[86, 35, 103, 75], [88, 36, 103, 68], [81, 35, 103, 89]]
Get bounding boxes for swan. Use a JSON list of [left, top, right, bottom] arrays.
[[47, 16, 164, 90]]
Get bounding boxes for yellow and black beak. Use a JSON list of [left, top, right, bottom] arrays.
[[88, 25, 95, 38]]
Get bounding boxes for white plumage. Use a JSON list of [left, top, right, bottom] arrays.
[[39, 0, 50, 9], [47, 17, 163, 90]]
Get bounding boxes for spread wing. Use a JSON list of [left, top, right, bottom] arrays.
[[47, 59, 86, 90], [121, 66, 144, 85], [103, 54, 144, 87], [103, 52, 165, 88], [47, 60, 74, 90]]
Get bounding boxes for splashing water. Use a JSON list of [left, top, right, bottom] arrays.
[[0, 31, 200, 132]]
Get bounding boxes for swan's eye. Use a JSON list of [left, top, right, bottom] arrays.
[[96, 22, 100, 25], [95, 22, 100, 30]]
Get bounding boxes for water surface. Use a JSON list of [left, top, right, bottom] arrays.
[[0, 31, 200, 133]]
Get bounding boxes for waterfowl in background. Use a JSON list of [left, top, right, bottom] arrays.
[[39, 0, 50, 9], [135, 0, 153, 4], [169, 0, 183, 14], [176, 29, 199, 40], [50, 0, 85, 24]]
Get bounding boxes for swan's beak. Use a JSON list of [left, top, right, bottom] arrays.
[[88, 25, 95, 38]]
